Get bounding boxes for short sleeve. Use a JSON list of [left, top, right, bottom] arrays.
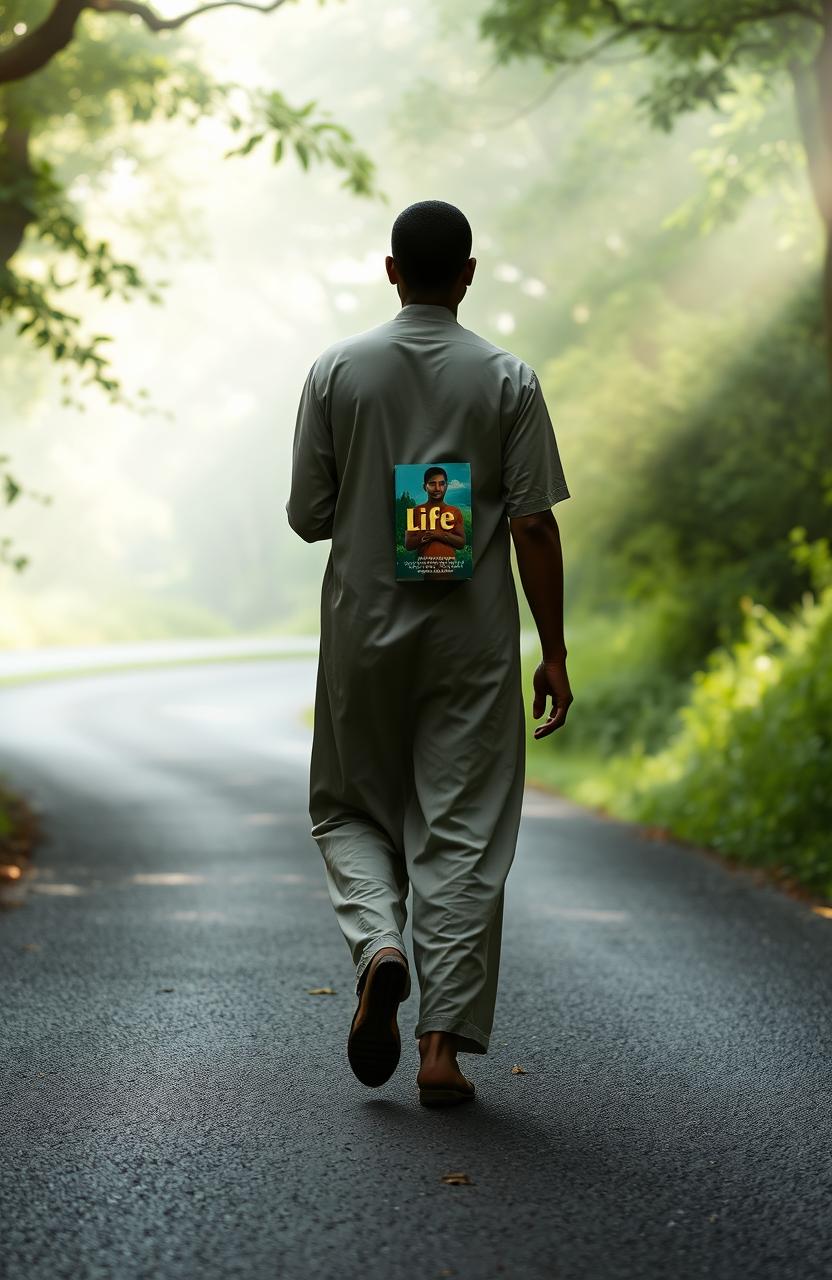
[[285, 362, 338, 543], [501, 369, 570, 518]]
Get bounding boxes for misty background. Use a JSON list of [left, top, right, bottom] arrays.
[[2, 0, 830, 898], [3, 0, 820, 645]]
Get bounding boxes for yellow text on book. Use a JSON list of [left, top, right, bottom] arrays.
[[406, 507, 455, 532]]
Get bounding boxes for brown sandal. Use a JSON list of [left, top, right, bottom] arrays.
[[347, 952, 408, 1087], [418, 1078, 476, 1108]]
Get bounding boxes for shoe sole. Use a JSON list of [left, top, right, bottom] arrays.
[[347, 956, 408, 1087], [418, 1084, 476, 1108]]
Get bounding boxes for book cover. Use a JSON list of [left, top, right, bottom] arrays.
[[394, 462, 473, 582]]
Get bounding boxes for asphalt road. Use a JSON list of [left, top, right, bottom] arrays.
[[1, 659, 830, 1280]]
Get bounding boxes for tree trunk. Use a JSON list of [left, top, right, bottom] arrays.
[[814, 228, 832, 382], [0, 120, 34, 269], [790, 10, 832, 382]]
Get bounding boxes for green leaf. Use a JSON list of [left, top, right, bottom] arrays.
[[239, 132, 265, 157]]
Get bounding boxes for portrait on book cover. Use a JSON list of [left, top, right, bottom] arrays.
[[394, 461, 473, 582]]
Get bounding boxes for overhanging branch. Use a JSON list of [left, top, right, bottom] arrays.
[[519, 2, 822, 77], [597, 0, 822, 36], [0, 0, 289, 84], [87, 0, 290, 32], [0, 0, 85, 84]]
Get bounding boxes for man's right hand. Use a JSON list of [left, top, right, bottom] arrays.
[[531, 658, 573, 739]]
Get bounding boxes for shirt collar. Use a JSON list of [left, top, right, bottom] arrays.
[[393, 303, 459, 324]]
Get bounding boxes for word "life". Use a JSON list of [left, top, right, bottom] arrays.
[[406, 507, 455, 531]]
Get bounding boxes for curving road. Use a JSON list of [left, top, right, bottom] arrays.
[[1, 658, 830, 1280]]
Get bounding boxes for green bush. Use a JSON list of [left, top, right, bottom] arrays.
[[549, 279, 832, 671], [524, 593, 696, 757], [605, 537, 832, 897]]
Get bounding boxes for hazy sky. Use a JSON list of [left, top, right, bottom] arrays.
[[3, 0, 573, 639], [0, 0, 816, 644]]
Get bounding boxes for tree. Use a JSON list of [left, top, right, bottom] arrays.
[[478, 1, 832, 369], [0, 0, 386, 570]]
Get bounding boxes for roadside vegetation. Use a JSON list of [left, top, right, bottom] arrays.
[[0, 778, 40, 908]]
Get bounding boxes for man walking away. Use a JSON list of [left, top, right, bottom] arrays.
[[286, 199, 573, 1107]]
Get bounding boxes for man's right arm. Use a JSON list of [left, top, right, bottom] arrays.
[[510, 509, 573, 738]]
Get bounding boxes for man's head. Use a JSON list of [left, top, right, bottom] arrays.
[[423, 466, 448, 504], [386, 201, 475, 310]]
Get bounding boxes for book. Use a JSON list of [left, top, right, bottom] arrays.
[[394, 461, 473, 582]]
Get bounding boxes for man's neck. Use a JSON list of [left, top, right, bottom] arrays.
[[401, 299, 457, 318]]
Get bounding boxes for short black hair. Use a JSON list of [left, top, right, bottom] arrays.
[[424, 466, 448, 485], [391, 201, 472, 294]]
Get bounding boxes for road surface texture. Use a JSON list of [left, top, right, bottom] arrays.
[[1, 659, 830, 1280]]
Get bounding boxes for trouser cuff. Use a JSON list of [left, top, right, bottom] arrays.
[[355, 935, 411, 1001], [414, 1015, 489, 1055]]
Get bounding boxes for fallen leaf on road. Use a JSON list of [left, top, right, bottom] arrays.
[[511, 1064, 527, 1074], [440, 1172, 472, 1186], [21, 943, 41, 951], [157, 988, 175, 993], [307, 987, 336, 995]]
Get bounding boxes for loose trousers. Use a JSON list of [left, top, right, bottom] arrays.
[[308, 610, 527, 1056]]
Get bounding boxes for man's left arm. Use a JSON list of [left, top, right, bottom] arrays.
[[285, 362, 338, 543]]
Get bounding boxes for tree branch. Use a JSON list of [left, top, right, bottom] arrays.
[[0, 0, 290, 84], [505, 2, 823, 78], [0, 0, 85, 84], [87, 0, 290, 33], [533, 27, 632, 69], [597, 0, 823, 36]]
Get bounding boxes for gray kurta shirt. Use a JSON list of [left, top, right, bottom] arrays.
[[286, 302, 569, 604], [285, 302, 570, 1049]]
